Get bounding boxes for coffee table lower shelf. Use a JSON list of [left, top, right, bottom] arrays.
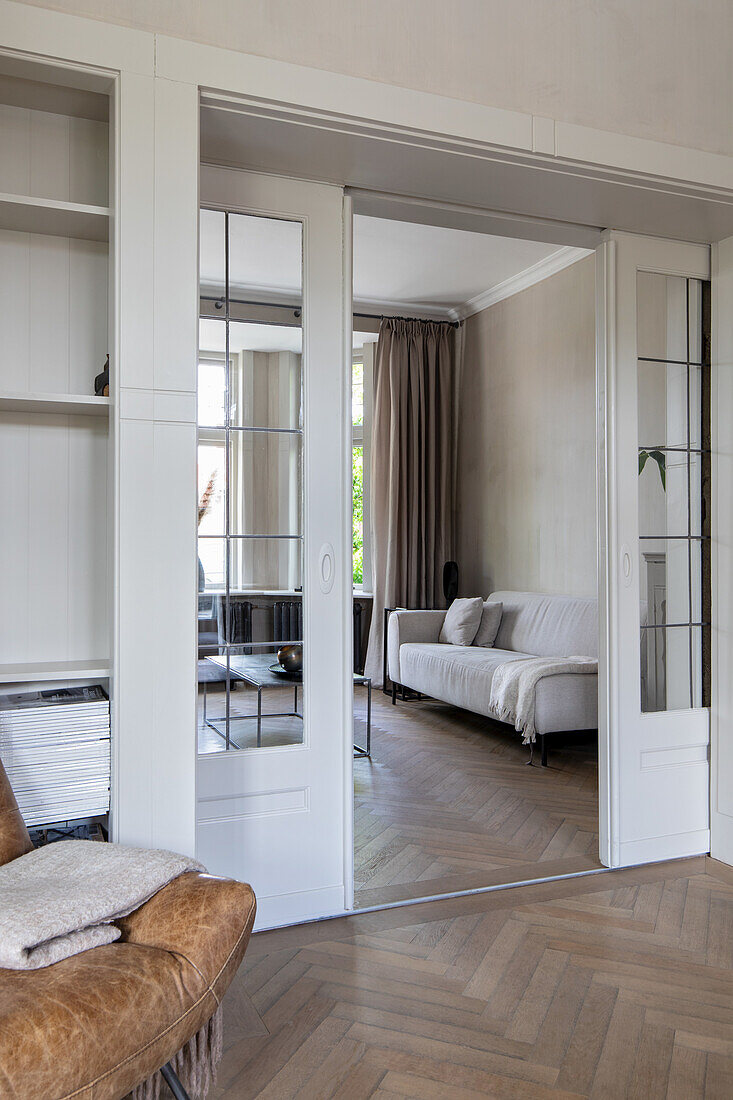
[[202, 654, 371, 756]]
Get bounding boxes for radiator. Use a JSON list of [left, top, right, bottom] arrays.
[[274, 601, 303, 644]]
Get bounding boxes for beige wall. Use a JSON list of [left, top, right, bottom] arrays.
[[15, 1, 733, 157], [456, 255, 596, 601]]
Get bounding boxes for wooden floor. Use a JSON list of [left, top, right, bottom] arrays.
[[213, 856, 733, 1099], [355, 694, 600, 908]]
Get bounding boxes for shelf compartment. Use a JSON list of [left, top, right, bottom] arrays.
[[0, 660, 111, 684], [0, 392, 110, 416], [0, 192, 109, 242]]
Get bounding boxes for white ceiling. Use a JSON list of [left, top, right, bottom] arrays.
[[200, 209, 564, 315], [352, 216, 560, 313]]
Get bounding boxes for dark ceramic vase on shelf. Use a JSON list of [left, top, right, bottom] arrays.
[[94, 354, 110, 397]]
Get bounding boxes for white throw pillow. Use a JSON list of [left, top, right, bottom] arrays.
[[439, 597, 484, 646], [473, 601, 503, 647]]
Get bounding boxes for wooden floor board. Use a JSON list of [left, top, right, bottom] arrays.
[[354, 695, 600, 908], [214, 858, 733, 1098]]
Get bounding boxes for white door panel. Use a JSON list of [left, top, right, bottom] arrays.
[[600, 232, 711, 867], [196, 168, 350, 929]]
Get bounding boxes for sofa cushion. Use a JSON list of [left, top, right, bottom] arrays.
[[399, 644, 535, 716], [473, 601, 503, 647], [490, 591, 598, 659], [439, 597, 484, 645]]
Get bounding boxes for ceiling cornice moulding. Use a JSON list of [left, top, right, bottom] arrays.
[[456, 246, 592, 320]]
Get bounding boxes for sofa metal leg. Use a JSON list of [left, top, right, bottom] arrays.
[[161, 1062, 191, 1100], [541, 736, 548, 768], [391, 682, 397, 705]]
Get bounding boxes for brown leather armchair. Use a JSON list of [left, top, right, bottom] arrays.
[[0, 759, 256, 1100]]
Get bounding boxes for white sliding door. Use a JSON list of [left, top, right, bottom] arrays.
[[195, 168, 351, 928], [598, 232, 711, 867]]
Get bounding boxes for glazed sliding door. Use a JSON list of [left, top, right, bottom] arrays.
[[195, 168, 351, 929], [598, 232, 711, 867]]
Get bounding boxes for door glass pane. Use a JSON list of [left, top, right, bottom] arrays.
[[641, 626, 703, 712], [637, 272, 689, 361], [197, 643, 305, 754], [199, 209, 226, 300], [638, 452, 702, 539], [639, 538, 702, 626], [198, 345, 227, 427], [636, 273, 710, 713], [227, 433, 302, 537], [198, 209, 304, 752], [228, 322, 302, 430]]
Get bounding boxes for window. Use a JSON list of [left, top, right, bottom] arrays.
[[352, 445, 364, 584], [352, 346, 373, 590]]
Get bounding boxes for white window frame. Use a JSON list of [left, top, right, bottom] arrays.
[[352, 343, 374, 593]]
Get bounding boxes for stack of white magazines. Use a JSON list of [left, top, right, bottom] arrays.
[[0, 686, 110, 827]]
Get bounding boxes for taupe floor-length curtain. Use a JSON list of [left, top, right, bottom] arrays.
[[364, 318, 464, 684]]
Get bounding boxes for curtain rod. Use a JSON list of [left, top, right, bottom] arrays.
[[353, 311, 462, 329], [201, 296, 463, 329]]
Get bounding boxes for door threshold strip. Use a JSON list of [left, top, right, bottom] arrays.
[[348, 865, 610, 917]]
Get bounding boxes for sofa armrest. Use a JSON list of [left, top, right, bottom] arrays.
[[117, 870, 256, 1001], [388, 609, 446, 683]]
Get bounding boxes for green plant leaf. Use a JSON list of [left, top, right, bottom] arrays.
[[650, 449, 666, 490], [638, 448, 666, 490]]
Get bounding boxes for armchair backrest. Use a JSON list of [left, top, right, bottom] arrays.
[[0, 757, 33, 866]]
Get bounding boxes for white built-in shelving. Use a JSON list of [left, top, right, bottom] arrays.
[[0, 64, 113, 830], [0, 660, 112, 685], [0, 192, 109, 242], [0, 391, 110, 416]]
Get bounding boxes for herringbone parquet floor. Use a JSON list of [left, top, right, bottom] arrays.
[[355, 694, 600, 908], [213, 856, 733, 1099]]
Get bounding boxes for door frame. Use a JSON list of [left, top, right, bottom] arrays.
[[4, 1, 733, 887], [195, 117, 730, 907]]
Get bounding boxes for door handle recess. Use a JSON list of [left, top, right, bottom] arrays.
[[318, 543, 335, 594]]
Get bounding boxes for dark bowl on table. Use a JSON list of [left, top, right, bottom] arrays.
[[277, 644, 303, 674]]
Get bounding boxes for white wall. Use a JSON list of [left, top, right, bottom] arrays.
[[456, 255, 596, 599], [14, 0, 733, 157]]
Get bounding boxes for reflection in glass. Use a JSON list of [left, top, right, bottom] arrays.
[[198, 431, 302, 538], [198, 319, 303, 430], [228, 324, 302, 430], [197, 209, 304, 752], [637, 273, 689, 362], [641, 626, 703, 713], [637, 273, 709, 714], [199, 209, 226, 299], [638, 451, 701, 539], [639, 539, 702, 628], [197, 644, 306, 754]]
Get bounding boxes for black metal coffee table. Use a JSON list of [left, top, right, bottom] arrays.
[[204, 654, 371, 755]]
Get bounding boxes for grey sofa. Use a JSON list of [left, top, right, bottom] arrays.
[[387, 590, 598, 765]]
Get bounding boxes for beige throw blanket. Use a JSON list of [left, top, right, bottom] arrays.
[[0, 839, 203, 970], [131, 1004, 224, 1100], [489, 656, 598, 744]]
